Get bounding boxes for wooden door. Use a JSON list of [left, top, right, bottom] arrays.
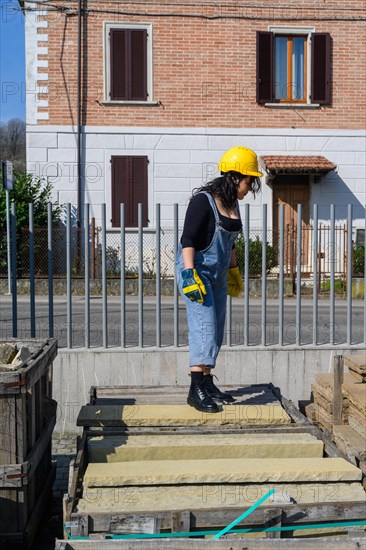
[[272, 175, 310, 274]]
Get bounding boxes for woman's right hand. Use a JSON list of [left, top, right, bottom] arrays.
[[181, 268, 207, 303]]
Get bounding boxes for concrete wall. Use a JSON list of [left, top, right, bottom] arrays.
[[52, 345, 365, 435]]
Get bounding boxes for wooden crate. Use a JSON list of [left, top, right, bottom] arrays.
[[0, 338, 58, 548]]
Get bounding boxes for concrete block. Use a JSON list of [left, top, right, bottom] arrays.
[[48, 148, 77, 162], [110, 352, 129, 386], [83, 457, 361, 487], [133, 135, 162, 149], [323, 137, 366, 152], [57, 133, 77, 148]]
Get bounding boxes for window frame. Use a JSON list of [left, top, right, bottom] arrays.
[[104, 22, 153, 104], [269, 26, 314, 105]]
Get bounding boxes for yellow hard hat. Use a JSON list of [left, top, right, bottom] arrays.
[[218, 146, 263, 177]]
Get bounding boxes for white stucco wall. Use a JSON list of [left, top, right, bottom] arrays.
[[26, 126, 366, 228]]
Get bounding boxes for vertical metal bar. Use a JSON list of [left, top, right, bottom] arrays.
[[138, 203, 144, 348], [29, 203, 36, 338], [330, 204, 335, 345], [261, 204, 267, 347], [313, 204, 318, 346], [47, 203, 54, 338], [279, 204, 284, 346], [66, 203, 72, 348], [101, 203, 108, 348], [174, 204, 179, 347], [11, 202, 17, 338], [226, 297, 232, 346], [296, 204, 302, 346], [347, 204, 353, 345], [84, 203, 90, 348], [6, 190, 11, 293], [244, 204, 249, 346], [120, 204, 126, 348], [156, 203, 161, 347], [364, 205, 366, 346]]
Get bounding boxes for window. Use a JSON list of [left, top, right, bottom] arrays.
[[111, 156, 148, 227], [105, 23, 152, 102], [257, 30, 331, 105]]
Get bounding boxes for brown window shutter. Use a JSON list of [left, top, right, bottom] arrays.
[[110, 29, 128, 100], [311, 33, 331, 105], [256, 31, 274, 104], [130, 30, 148, 101], [131, 156, 148, 226], [111, 156, 148, 227], [111, 156, 129, 227]]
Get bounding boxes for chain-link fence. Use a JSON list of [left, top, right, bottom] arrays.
[[0, 222, 363, 291]]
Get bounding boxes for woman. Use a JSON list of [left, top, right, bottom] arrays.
[[176, 146, 263, 413]]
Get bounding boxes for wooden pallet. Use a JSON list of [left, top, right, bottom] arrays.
[[62, 383, 365, 544]]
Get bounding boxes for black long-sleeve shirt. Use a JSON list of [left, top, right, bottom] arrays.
[[181, 193, 242, 251]]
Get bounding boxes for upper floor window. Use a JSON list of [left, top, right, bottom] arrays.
[[105, 23, 153, 102], [257, 29, 331, 106]]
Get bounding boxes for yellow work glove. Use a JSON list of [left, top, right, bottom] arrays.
[[227, 266, 244, 297], [181, 268, 207, 303]]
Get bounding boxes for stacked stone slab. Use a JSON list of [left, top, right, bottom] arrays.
[[344, 354, 366, 383], [75, 400, 365, 516], [309, 372, 357, 432]]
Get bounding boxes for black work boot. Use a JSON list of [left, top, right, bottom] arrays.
[[187, 373, 220, 413], [202, 374, 236, 403]]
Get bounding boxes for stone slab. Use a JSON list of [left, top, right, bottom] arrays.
[[349, 415, 366, 441], [349, 407, 366, 429], [312, 383, 350, 406], [77, 403, 291, 427], [333, 425, 366, 461], [348, 369, 366, 382], [313, 403, 348, 428], [316, 372, 359, 390], [342, 384, 366, 414], [311, 388, 349, 415], [83, 458, 362, 487], [77, 482, 366, 513], [87, 433, 324, 463], [344, 354, 366, 374], [304, 402, 317, 422]]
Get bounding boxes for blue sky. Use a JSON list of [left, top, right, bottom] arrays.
[[0, 0, 25, 122]]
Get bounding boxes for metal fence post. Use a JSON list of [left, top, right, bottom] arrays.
[[261, 204, 267, 347], [296, 204, 302, 346], [244, 203, 249, 346], [84, 203, 90, 348], [101, 203, 108, 348], [11, 202, 17, 338], [174, 204, 179, 348], [156, 203, 161, 347], [138, 203, 144, 348], [347, 204, 353, 345], [66, 203, 72, 348], [47, 202, 54, 338], [330, 204, 335, 345], [120, 204, 126, 348], [279, 204, 284, 346], [29, 203, 36, 338], [313, 204, 318, 346]]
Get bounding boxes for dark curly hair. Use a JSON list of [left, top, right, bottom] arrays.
[[192, 171, 261, 210]]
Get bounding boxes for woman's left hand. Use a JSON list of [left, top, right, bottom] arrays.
[[227, 266, 243, 297]]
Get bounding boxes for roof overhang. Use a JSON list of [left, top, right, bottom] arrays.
[[261, 155, 337, 176]]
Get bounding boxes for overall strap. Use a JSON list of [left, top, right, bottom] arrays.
[[200, 191, 220, 223]]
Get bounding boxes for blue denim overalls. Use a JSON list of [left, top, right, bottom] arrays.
[[176, 192, 242, 367]]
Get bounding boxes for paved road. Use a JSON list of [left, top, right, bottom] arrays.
[[0, 295, 365, 348]]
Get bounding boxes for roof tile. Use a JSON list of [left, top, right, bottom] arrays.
[[261, 155, 337, 173]]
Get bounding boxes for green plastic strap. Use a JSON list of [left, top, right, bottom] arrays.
[[213, 489, 275, 539], [65, 520, 366, 541]]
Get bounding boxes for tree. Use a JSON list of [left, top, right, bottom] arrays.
[[0, 118, 26, 172], [0, 172, 62, 276]]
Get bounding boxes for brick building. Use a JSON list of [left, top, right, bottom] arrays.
[[20, 0, 365, 236]]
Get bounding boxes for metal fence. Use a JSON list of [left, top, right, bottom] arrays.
[[1, 202, 366, 348]]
